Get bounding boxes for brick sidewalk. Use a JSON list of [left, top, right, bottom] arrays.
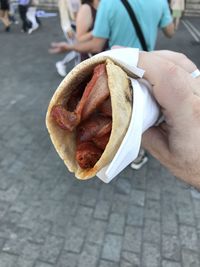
[[0, 17, 200, 267]]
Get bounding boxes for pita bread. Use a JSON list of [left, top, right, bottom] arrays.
[[46, 57, 133, 179]]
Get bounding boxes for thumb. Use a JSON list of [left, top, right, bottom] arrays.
[[142, 126, 171, 165]]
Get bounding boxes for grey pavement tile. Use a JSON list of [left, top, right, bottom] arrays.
[[35, 262, 54, 267], [78, 242, 101, 267], [177, 201, 195, 226], [28, 220, 52, 244], [162, 260, 181, 267], [142, 243, 161, 267], [0, 238, 6, 250], [179, 225, 198, 251], [0, 181, 24, 203], [114, 178, 131, 195], [181, 249, 200, 267], [99, 260, 119, 267], [99, 184, 114, 201], [0, 200, 10, 220], [129, 189, 145, 207], [162, 235, 181, 262], [2, 227, 31, 255], [56, 251, 78, 267], [73, 205, 93, 229], [192, 198, 200, 219], [123, 226, 142, 254], [0, 252, 18, 267], [15, 258, 35, 267], [22, 242, 42, 261], [86, 219, 107, 245], [120, 251, 140, 267], [80, 188, 98, 207], [143, 219, 161, 244], [39, 235, 64, 264], [129, 172, 146, 190], [107, 213, 125, 235], [111, 193, 129, 215], [102, 234, 123, 262], [127, 205, 144, 227], [64, 226, 85, 253], [93, 200, 111, 220], [144, 199, 161, 221]]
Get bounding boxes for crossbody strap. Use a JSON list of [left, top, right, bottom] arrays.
[[120, 0, 148, 51]]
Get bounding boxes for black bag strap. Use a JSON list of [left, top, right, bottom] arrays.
[[121, 0, 148, 51]]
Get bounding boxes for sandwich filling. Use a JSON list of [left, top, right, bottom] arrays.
[[50, 64, 112, 169]]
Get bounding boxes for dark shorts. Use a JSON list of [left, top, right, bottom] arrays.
[[0, 0, 9, 10]]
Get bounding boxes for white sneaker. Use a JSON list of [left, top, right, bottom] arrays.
[[28, 24, 39, 34], [56, 61, 67, 77], [131, 148, 148, 170]]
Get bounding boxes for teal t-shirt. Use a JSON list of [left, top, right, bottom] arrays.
[[93, 0, 172, 51]]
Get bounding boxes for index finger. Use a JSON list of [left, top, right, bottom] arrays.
[[138, 51, 194, 114]]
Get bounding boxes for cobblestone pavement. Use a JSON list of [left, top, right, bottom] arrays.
[[0, 16, 200, 267]]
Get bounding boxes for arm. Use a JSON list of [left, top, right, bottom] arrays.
[[49, 37, 107, 54], [162, 22, 175, 38], [76, 4, 93, 42]]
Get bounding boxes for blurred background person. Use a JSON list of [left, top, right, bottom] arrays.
[[18, 0, 31, 32], [27, 0, 41, 34], [170, 0, 185, 30], [55, 0, 81, 77], [0, 0, 11, 31], [76, 0, 100, 61]]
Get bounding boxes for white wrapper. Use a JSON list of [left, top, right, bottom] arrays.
[[94, 48, 160, 183]]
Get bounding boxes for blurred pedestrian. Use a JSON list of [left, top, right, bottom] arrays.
[[18, 0, 31, 32], [50, 0, 174, 54], [170, 0, 185, 30], [0, 0, 11, 31], [76, 0, 100, 61], [27, 0, 41, 34], [55, 0, 81, 77]]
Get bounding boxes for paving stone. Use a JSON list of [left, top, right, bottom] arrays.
[[107, 213, 125, 235], [78, 242, 101, 267], [16, 258, 35, 267], [93, 200, 111, 220], [120, 251, 140, 267], [87, 219, 107, 245], [129, 189, 145, 207], [179, 225, 198, 251], [144, 199, 160, 221], [56, 251, 78, 267], [0, 252, 18, 267], [111, 194, 129, 215], [99, 260, 119, 267], [35, 262, 54, 267], [162, 235, 181, 261], [143, 219, 160, 244], [162, 260, 181, 267], [123, 226, 142, 254], [114, 178, 131, 195], [142, 243, 161, 267], [192, 198, 200, 219], [81, 188, 98, 207], [64, 226, 85, 253], [127, 205, 144, 227], [99, 184, 114, 201], [39, 235, 64, 264], [181, 249, 200, 267], [0, 238, 6, 250], [102, 234, 123, 262], [3, 227, 31, 255], [73, 205, 93, 229], [177, 201, 195, 226], [22, 242, 41, 261]]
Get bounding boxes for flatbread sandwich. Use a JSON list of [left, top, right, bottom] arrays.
[[46, 57, 134, 179]]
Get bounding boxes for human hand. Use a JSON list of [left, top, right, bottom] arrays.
[[138, 50, 200, 188], [49, 42, 72, 54]]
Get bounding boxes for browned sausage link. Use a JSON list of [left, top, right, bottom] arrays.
[[92, 132, 111, 150], [76, 142, 103, 169]]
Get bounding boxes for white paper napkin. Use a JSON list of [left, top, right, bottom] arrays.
[[93, 48, 160, 183]]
